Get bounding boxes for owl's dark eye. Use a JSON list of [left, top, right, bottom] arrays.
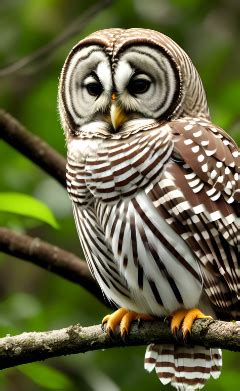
[[86, 82, 103, 97], [128, 76, 151, 95]]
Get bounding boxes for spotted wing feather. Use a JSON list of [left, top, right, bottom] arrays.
[[172, 117, 240, 204], [148, 118, 239, 319]]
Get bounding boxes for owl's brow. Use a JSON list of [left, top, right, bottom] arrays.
[[89, 71, 102, 83]]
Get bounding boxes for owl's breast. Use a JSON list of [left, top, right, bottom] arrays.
[[67, 125, 173, 207]]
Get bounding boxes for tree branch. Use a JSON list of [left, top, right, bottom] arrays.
[[0, 227, 105, 304], [0, 0, 114, 77], [0, 110, 66, 187], [0, 319, 239, 370]]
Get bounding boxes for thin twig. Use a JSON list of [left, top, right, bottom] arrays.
[[0, 0, 114, 77], [0, 110, 66, 187], [0, 227, 105, 304], [0, 319, 239, 370]]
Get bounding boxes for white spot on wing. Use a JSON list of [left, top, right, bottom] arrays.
[[192, 145, 200, 153], [202, 163, 208, 172], [198, 154, 205, 162], [184, 124, 193, 131], [184, 139, 193, 145], [193, 130, 202, 137]]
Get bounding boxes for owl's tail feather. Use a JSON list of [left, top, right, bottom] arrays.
[[144, 344, 222, 390]]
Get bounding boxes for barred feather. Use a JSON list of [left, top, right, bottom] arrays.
[[145, 344, 222, 390]]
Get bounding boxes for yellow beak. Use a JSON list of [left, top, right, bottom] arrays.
[[110, 94, 127, 130]]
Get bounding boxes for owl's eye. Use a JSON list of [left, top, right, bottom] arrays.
[[83, 74, 103, 97], [127, 75, 151, 95], [86, 82, 103, 97]]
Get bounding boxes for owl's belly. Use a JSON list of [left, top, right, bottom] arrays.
[[94, 192, 203, 317]]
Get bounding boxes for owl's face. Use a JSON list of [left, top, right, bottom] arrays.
[[61, 44, 179, 135], [59, 28, 209, 138]]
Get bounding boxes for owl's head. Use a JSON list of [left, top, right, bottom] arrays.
[[58, 28, 210, 139]]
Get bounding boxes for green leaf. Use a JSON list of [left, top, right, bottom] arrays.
[[0, 192, 59, 228], [19, 362, 72, 389]]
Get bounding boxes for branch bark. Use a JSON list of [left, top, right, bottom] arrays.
[[0, 319, 239, 370], [0, 227, 105, 304], [0, 110, 66, 187]]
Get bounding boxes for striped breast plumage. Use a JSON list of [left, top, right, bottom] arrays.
[[67, 118, 239, 321], [67, 121, 203, 314]]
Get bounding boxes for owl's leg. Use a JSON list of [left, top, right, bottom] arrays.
[[170, 308, 212, 339], [102, 308, 154, 339]]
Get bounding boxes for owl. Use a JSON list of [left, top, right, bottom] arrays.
[[58, 28, 240, 390]]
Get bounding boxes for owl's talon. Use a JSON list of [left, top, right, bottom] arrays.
[[120, 328, 129, 342], [101, 308, 153, 340], [171, 326, 178, 338], [107, 326, 115, 339], [170, 308, 213, 341], [182, 329, 191, 343]]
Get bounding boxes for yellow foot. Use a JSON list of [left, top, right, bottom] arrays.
[[102, 308, 154, 339], [170, 308, 212, 339]]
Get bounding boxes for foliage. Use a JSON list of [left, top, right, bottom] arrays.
[[0, 0, 239, 390], [0, 192, 59, 229]]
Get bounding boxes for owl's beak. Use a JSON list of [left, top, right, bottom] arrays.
[[110, 94, 127, 131]]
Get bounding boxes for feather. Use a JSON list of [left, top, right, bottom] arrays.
[[145, 344, 222, 390]]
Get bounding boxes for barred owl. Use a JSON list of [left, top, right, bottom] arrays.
[[58, 28, 240, 390]]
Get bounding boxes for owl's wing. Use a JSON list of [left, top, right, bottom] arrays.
[[148, 118, 240, 319], [171, 117, 240, 206], [71, 202, 131, 307]]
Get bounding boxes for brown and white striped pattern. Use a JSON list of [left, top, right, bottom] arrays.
[[66, 123, 173, 205], [59, 28, 240, 390], [67, 118, 239, 318], [144, 344, 222, 390]]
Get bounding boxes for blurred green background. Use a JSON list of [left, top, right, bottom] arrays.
[[0, 0, 239, 390]]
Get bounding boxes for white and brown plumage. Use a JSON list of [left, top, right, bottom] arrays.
[[58, 28, 240, 390]]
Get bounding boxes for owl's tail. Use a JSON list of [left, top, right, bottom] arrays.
[[144, 343, 222, 390]]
